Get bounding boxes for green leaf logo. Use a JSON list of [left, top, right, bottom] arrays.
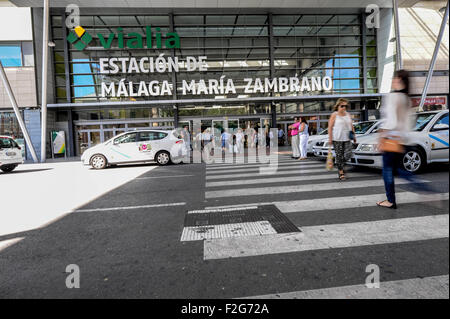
[[67, 26, 92, 50]]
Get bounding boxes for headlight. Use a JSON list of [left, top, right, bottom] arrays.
[[359, 144, 379, 152]]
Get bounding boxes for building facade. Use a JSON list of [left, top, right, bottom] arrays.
[[1, 0, 448, 159]]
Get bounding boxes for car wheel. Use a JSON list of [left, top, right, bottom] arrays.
[[0, 165, 17, 173], [90, 154, 107, 169], [402, 147, 424, 173], [155, 151, 171, 166]]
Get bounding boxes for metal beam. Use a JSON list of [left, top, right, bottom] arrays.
[[419, 1, 449, 112], [268, 13, 277, 128], [48, 93, 384, 109], [393, 0, 403, 70], [0, 61, 39, 163], [40, 0, 50, 162]]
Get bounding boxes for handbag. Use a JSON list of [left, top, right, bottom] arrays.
[[349, 131, 355, 140], [378, 137, 404, 153], [326, 147, 334, 171]]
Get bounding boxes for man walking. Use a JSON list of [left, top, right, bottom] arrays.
[[289, 117, 300, 159]]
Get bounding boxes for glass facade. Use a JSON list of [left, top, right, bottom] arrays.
[[51, 13, 377, 105], [50, 11, 379, 155]]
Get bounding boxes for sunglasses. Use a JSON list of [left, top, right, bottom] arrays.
[[340, 104, 348, 108]]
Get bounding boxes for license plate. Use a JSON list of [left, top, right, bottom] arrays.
[[6, 152, 16, 156]]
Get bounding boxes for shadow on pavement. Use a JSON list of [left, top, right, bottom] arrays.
[[0, 168, 53, 175]]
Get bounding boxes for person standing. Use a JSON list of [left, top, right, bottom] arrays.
[[278, 127, 285, 146], [221, 129, 231, 152], [376, 70, 433, 209], [298, 117, 309, 160], [289, 117, 300, 159], [181, 125, 191, 158], [236, 128, 245, 154], [328, 98, 356, 180]]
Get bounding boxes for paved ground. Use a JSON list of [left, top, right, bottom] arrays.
[[0, 149, 448, 298]]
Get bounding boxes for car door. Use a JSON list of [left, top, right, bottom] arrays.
[[136, 131, 159, 161], [109, 132, 139, 163], [137, 131, 170, 160], [428, 113, 449, 162]]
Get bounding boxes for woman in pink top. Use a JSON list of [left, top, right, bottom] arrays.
[[289, 117, 300, 159]]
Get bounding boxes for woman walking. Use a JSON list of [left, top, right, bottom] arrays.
[[328, 98, 356, 180], [376, 70, 434, 209], [298, 117, 309, 160]]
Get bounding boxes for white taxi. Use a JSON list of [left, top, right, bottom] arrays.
[[352, 110, 449, 172], [81, 129, 185, 169], [0, 136, 24, 173]]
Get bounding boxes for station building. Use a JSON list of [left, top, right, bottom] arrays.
[[0, 0, 448, 159]]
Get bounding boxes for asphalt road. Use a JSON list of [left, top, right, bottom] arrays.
[[0, 152, 448, 298]]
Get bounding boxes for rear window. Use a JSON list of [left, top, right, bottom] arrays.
[[139, 131, 168, 141]]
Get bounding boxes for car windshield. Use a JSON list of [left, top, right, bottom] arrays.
[[319, 129, 328, 135], [413, 113, 437, 131], [353, 122, 376, 134]]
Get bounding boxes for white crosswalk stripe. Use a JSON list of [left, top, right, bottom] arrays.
[[240, 275, 450, 299], [206, 168, 335, 180], [205, 178, 429, 199], [206, 161, 320, 170], [206, 172, 374, 187], [204, 192, 449, 212], [203, 214, 449, 260], [205, 163, 324, 175]]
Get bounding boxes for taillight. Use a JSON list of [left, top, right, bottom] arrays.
[[176, 140, 183, 144]]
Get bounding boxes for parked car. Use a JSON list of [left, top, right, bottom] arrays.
[[312, 120, 382, 158], [351, 110, 449, 172], [307, 128, 329, 153], [81, 129, 185, 169], [0, 136, 24, 173]]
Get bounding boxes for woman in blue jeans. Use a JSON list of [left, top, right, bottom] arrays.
[[376, 70, 433, 209]]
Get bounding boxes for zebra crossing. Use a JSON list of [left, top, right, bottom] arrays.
[[182, 154, 449, 298]]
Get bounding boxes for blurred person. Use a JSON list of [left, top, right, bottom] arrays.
[[278, 126, 285, 146], [181, 126, 191, 157], [298, 117, 309, 160], [376, 70, 434, 209], [288, 117, 300, 159], [328, 98, 357, 180], [221, 128, 231, 152], [236, 128, 245, 154]]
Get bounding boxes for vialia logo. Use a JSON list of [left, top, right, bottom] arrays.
[[67, 26, 180, 51]]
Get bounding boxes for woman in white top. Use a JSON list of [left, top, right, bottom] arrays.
[[328, 98, 357, 180], [298, 117, 309, 160]]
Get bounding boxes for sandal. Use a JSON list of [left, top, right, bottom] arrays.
[[338, 172, 346, 181], [376, 200, 397, 209]]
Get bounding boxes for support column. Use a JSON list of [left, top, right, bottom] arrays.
[[169, 12, 178, 128], [0, 61, 39, 163], [392, 0, 403, 70], [419, 2, 449, 111], [361, 13, 368, 94], [40, 0, 50, 162], [268, 13, 277, 128], [62, 12, 74, 157]]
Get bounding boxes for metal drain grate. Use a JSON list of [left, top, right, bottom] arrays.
[[180, 205, 300, 241]]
